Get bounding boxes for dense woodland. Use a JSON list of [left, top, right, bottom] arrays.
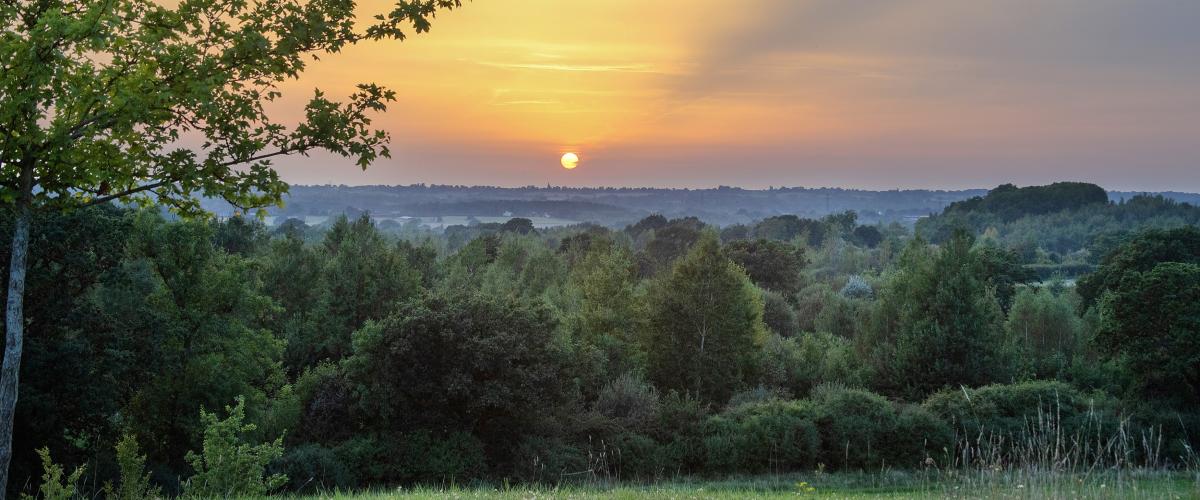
[[5, 182, 1200, 496]]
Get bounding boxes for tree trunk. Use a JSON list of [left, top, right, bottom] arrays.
[[0, 204, 30, 498]]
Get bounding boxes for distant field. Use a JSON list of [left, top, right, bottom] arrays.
[[262, 215, 580, 229], [290, 472, 1199, 499]]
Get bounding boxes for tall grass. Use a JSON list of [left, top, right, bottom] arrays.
[[925, 399, 1198, 499]]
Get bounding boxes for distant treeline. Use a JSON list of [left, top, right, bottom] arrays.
[[201, 183, 1200, 230]]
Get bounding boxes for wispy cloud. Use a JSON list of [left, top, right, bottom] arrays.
[[469, 60, 667, 74]]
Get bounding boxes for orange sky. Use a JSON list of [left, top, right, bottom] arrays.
[[270, 0, 1200, 191]]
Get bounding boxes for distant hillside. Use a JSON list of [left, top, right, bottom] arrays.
[[916, 183, 1200, 279], [200, 183, 1200, 229], [204, 184, 988, 227]]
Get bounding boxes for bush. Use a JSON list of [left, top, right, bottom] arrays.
[[394, 431, 487, 484], [105, 434, 159, 500], [183, 397, 287, 498], [703, 400, 819, 474], [595, 373, 661, 434], [809, 384, 898, 469], [761, 289, 800, 337], [890, 405, 954, 467], [24, 447, 85, 500], [922, 380, 1115, 440], [839, 275, 874, 299], [333, 432, 486, 486], [602, 431, 665, 480], [655, 392, 709, 473], [274, 443, 356, 492], [759, 333, 863, 398], [511, 436, 588, 484]]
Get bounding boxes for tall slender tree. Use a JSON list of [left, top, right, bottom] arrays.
[[0, 0, 462, 492]]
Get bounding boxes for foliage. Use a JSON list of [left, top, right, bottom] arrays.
[[184, 397, 287, 498], [343, 290, 570, 469], [1096, 262, 1200, 407], [923, 380, 1120, 449], [1077, 226, 1200, 308], [872, 233, 1013, 399], [703, 400, 819, 474], [644, 233, 767, 404], [21, 448, 84, 500], [937, 183, 1109, 224], [7, 183, 1200, 491], [106, 434, 160, 500], [839, 275, 873, 300], [596, 374, 661, 434], [1006, 287, 1085, 380], [724, 239, 806, 296], [760, 290, 800, 338], [759, 333, 861, 398]]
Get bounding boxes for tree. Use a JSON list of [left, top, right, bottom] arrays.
[[1078, 227, 1200, 309], [343, 291, 570, 467], [643, 233, 766, 404], [874, 233, 1012, 399], [1096, 262, 1200, 407], [1006, 287, 1085, 379], [0, 0, 462, 489], [724, 239, 806, 297], [635, 217, 704, 277]]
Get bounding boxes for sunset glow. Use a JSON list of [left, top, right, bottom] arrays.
[[272, 0, 1200, 191]]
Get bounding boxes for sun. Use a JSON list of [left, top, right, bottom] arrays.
[[560, 152, 579, 169]]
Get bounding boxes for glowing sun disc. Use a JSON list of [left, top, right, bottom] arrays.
[[560, 152, 579, 169]]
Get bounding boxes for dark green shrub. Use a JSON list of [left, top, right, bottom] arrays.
[[511, 436, 589, 484], [332, 432, 486, 486], [595, 374, 661, 434], [809, 384, 898, 469], [603, 432, 665, 479], [703, 400, 819, 474], [394, 431, 487, 484], [274, 443, 356, 492], [655, 392, 709, 473], [922, 380, 1115, 440], [889, 405, 953, 467], [333, 435, 399, 486], [761, 289, 800, 338]]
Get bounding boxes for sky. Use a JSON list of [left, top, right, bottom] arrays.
[[270, 0, 1200, 191]]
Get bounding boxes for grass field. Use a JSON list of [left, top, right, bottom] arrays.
[[290, 471, 1200, 499]]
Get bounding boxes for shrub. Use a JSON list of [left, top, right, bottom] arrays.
[[394, 431, 487, 484], [274, 443, 356, 492], [511, 436, 589, 484], [703, 400, 819, 474], [922, 380, 1115, 440], [759, 333, 862, 398], [183, 397, 287, 498], [23, 447, 85, 500], [105, 434, 160, 500], [602, 432, 665, 480], [890, 405, 954, 467], [840, 275, 874, 299], [809, 384, 898, 469], [333, 432, 486, 486], [761, 289, 800, 338], [655, 391, 709, 473], [596, 373, 661, 433]]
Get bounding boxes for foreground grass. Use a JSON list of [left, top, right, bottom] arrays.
[[290, 470, 1200, 499]]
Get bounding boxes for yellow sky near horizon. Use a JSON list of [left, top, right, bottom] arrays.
[[270, 0, 1200, 190]]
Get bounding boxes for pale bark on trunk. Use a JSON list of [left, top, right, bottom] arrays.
[[0, 205, 30, 498]]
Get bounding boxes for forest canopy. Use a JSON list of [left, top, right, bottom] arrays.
[[5, 182, 1200, 495]]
